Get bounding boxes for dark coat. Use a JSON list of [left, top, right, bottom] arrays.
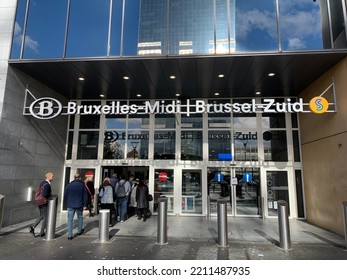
[[136, 184, 149, 209], [64, 179, 88, 208]]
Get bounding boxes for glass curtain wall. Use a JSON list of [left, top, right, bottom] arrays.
[[11, 0, 347, 59]]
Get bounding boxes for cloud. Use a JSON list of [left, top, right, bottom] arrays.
[[13, 21, 40, 54]]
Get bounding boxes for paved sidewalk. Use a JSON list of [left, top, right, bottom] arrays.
[[0, 213, 346, 260]]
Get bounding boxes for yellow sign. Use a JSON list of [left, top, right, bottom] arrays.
[[309, 96, 329, 114]]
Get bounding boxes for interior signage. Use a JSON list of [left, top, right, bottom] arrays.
[[24, 96, 329, 119]]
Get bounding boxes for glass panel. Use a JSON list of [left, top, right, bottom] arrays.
[[182, 170, 202, 214], [291, 112, 298, 129], [66, 131, 73, 160], [10, 0, 27, 59], [208, 131, 232, 161], [138, 0, 167, 55], [293, 130, 301, 162], [229, 0, 236, 52], [235, 0, 277, 52], [103, 130, 125, 159], [295, 170, 305, 218], [79, 101, 101, 129], [77, 131, 99, 159], [62, 167, 71, 210], [123, 0, 140, 56], [216, 0, 229, 54], [279, 0, 323, 50], [105, 115, 126, 129], [66, 0, 109, 57], [235, 168, 260, 215], [263, 131, 288, 162], [262, 113, 286, 129], [154, 131, 176, 159], [234, 130, 258, 161], [128, 115, 149, 129], [69, 115, 75, 129], [329, 0, 347, 49], [208, 168, 232, 215], [126, 131, 149, 159], [169, 0, 214, 55], [181, 115, 202, 128], [155, 115, 176, 129], [267, 170, 289, 216], [233, 113, 257, 128], [208, 113, 231, 128], [109, 0, 123, 56], [181, 131, 203, 160], [23, 0, 67, 58], [154, 169, 174, 213]]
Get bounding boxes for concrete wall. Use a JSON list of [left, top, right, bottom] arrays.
[[299, 57, 347, 236], [0, 66, 68, 226]]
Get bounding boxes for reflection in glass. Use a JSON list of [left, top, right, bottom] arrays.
[[208, 113, 231, 128], [10, 0, 27, 59], [23, 0, 67, 58], [77, 131, 99, 159], [262, 113, 286, 129], [181, 131, 202, 160], [154, 169, 174, 213], [126, 131, 149, 159], [295, 170, 305, 218], [233, 113, 257, 128], [236, 0, 277, 52], [154, 131, 176, 159], [66, 0, 109, 57], [128, 115, 149, 129], [181, 115, 202, 128], [138, 0, 167, 55], [105, 116, 126, 129], [279, 0, 323, 50], [155, 115, 176, 129], [109, 0, 123, 56], [123, 0, 140, 56], [66, 131, 73, 160], [216, 0, 229, 54], [182, 170, 202, 214], [329, 0, 347, 49], [267, 170, 289, 216], [264, 131, 288, 162], [169, 0, 214, 55], [234, 131, 258, 161], [293, 130, 301, 162], [103, 130, 125, 159], [208, 131, 232, 161]]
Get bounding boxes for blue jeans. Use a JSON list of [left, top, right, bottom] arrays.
[[117, 196, 128, 221], [67, 207, 83, 238]]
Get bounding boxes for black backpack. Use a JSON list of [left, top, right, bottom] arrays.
[[116, 181, 126, 198]]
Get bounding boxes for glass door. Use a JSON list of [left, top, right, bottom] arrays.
[[153, 169, 174, 214], [181, 170, 203, 214], [207, 167, 261, 216]]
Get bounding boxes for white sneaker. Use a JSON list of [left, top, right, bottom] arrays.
[[117, 216, 120, 221], [120, 220, 124, 223]]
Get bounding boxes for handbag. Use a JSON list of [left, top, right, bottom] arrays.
[[147, 193, 153, 201]]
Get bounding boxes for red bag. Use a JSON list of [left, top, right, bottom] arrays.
[[34, 184, 48, 206]]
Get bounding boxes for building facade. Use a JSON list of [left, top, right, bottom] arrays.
[[1, 0, 347, 236]]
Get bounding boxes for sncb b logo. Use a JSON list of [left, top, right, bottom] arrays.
[[309, 96, 329, 114], [29, 97, 62, 119]]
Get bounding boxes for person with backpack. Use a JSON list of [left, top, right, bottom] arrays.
[[115, 174, 131, 223], [99, 177, 114, 226], [29, 172, 54, 238]]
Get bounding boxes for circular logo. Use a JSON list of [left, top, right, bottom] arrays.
[[158, 172, 168, 182], [309, 96, 329, 114], [29, 97, 62, 119]]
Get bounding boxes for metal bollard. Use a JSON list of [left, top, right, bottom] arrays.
[[217, 199, 229, 247], [94, 193, 99, 215], [277, 200, 291, 250], [98, 209, 110, 243], [157, 197, 168, 245], [343, 202, 347, 249], [0, 194, 5, 232], [46, 195, 58, 240]]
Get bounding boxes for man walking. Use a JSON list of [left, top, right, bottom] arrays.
[[115, 175, 131, 223], [64, 173, 88, 240]]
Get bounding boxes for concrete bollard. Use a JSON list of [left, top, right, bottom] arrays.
[[157, 197, 168, 245], [217, 199, 229, 247], [277, 200, 291, 250], [46, 195, 58, 240], [98, 209, 110, 243]]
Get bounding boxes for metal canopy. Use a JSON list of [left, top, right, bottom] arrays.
[[9, 51, 347, 100]]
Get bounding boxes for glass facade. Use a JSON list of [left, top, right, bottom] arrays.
[[10, 0, 347, 59]]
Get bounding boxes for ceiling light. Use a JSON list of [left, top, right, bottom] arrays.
[[100, 94, 105, 98], [78, 77, 85, 81], [255, 91, 261, 95], [175, 93, 181, 97], [170, 75, 176, 79], [268, 73, 275, 77], [123, 76, 130, 80], [218, 74, 224, 78], [214, 92, 220, 96], [136, 94, 142, 97]]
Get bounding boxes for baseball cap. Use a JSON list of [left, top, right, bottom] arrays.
[[85, 171, 94, 177]]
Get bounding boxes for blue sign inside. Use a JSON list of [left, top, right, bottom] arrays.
[[214, 173, 224, 182], [243, 173, 253, 183], [218, 153, 232, 161]]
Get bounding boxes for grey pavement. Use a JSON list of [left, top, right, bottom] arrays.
[[0, 212, 346, 260]]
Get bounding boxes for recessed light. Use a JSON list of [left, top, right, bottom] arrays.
[[100, 94, 105, 98], [136, 94, 142, 97], [218, 74, 224, 78], [175, 93, 181, 97], [255, 91, 261, 95], [123, 76, 130, 80], [78, 77, 85, 81], [170, 75, 176, 79], [268, 73, 275, 77], [214, 92, 220, 96]]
